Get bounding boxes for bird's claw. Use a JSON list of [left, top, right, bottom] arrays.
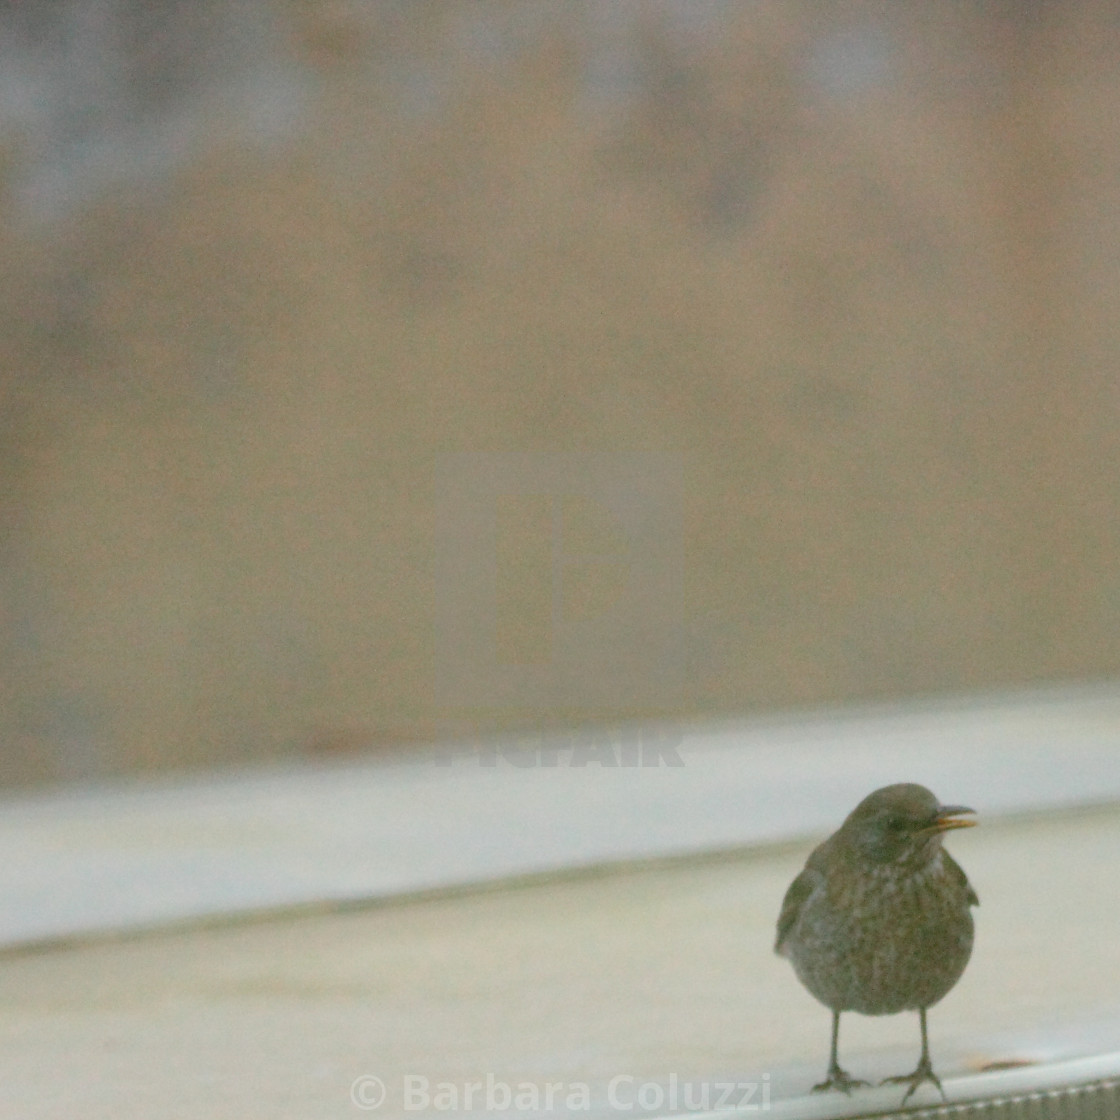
[[812, 1068, 870, 1095], [880, 1061, 946, 1105]]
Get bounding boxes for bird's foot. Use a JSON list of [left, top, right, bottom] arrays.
[[811, 1066, 870, 1095], [880, 1058, 946, 1105]]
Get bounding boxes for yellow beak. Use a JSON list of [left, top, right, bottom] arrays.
[[929, 805, 977, 833]]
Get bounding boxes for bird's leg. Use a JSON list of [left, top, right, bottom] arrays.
[[880, 1008, 948, 1104], [812, 1011, 870, 1095]]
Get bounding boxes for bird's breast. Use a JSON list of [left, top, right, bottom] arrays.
[[788, 850, 975, 1015]]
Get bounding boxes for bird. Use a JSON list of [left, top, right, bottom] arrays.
[[774, 783, 977, 1103]]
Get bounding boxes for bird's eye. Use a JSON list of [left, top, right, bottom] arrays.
[[885, 815, 906, 831]]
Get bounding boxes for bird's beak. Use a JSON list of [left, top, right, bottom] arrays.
[[926, 805, 977, 833]]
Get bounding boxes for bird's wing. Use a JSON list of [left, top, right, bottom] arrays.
[[944, 849, 979, 906], [774, 866, 824, 955]]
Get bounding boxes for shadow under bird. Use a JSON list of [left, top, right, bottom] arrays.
[[775, 783, 978, 1103]]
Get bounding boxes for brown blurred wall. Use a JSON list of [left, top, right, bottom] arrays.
[[1, 1, 1119, 786]]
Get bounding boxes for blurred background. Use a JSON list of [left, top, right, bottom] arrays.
[[1, 0, 1119, 789]]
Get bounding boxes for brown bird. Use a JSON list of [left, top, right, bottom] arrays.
[[775, 783, 977, 1103]]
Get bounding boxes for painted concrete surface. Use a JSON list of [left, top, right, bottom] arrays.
[[4, 684, 1120, 1118], [1, 802, 1120, 1120], [3, 683, 1120, 946]]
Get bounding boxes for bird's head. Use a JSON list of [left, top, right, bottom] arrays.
[[841, 783, 976, 866]]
